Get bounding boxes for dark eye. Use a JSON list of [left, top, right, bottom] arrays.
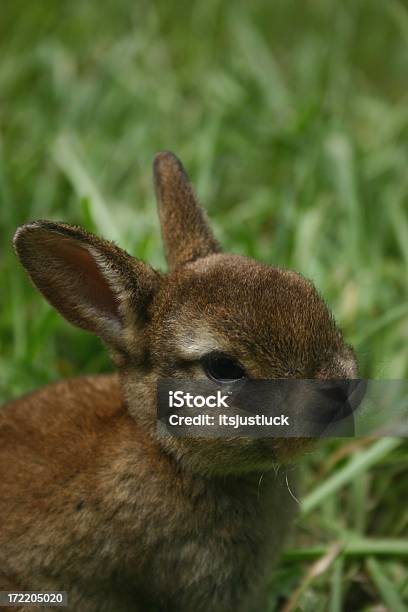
[[201, 352, 246, 383]]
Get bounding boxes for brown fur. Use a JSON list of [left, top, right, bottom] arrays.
[[0, 152, 357, 611]]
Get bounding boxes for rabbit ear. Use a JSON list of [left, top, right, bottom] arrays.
[[13, 221, 160, 354], [153, 152, 221, 271]]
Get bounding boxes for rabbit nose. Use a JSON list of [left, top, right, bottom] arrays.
[[309, 379, 367, 437], [319, 379, 366, 414], [319, 381, 350, 405]]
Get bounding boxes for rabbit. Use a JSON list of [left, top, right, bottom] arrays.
[[0, 152, 358, 612]]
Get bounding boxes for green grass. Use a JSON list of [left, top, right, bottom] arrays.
[[0, 0, 407, 609]]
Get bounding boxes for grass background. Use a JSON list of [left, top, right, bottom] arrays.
[[0, 0, 407, 609]]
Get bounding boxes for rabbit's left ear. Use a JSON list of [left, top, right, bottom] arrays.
[[13, 221, 160, 354], [154, 152, 221, 271]]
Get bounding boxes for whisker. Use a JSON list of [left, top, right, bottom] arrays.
[[285, 470, 300, 505]]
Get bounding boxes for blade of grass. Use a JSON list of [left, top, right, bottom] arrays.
[[353, 303, 408, 346], [366, 557, 406, 612], [302, 438, 402, 515], [283, 538, 408, 561], [329, 557, 344, 612], [282, 543, 341, 612], [52, 134, 121, 242], [351, 471, 369, 534]]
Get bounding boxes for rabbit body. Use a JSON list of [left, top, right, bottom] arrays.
[[0, 152, 357, 611], [0, 375, 296, 612]]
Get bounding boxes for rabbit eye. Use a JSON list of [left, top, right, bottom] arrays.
[[201, 352, 246, 383]]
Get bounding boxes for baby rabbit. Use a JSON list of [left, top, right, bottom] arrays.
[[0, 152, 357, 612]]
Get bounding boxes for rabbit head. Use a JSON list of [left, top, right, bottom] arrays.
[[14, 152, 357, 474]]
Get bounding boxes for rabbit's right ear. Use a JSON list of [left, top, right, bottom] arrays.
[[154, 152, 221, 271], [13, 221, 160, 353]]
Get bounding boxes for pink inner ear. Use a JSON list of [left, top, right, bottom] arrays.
[[49, 237, 120, 321]]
